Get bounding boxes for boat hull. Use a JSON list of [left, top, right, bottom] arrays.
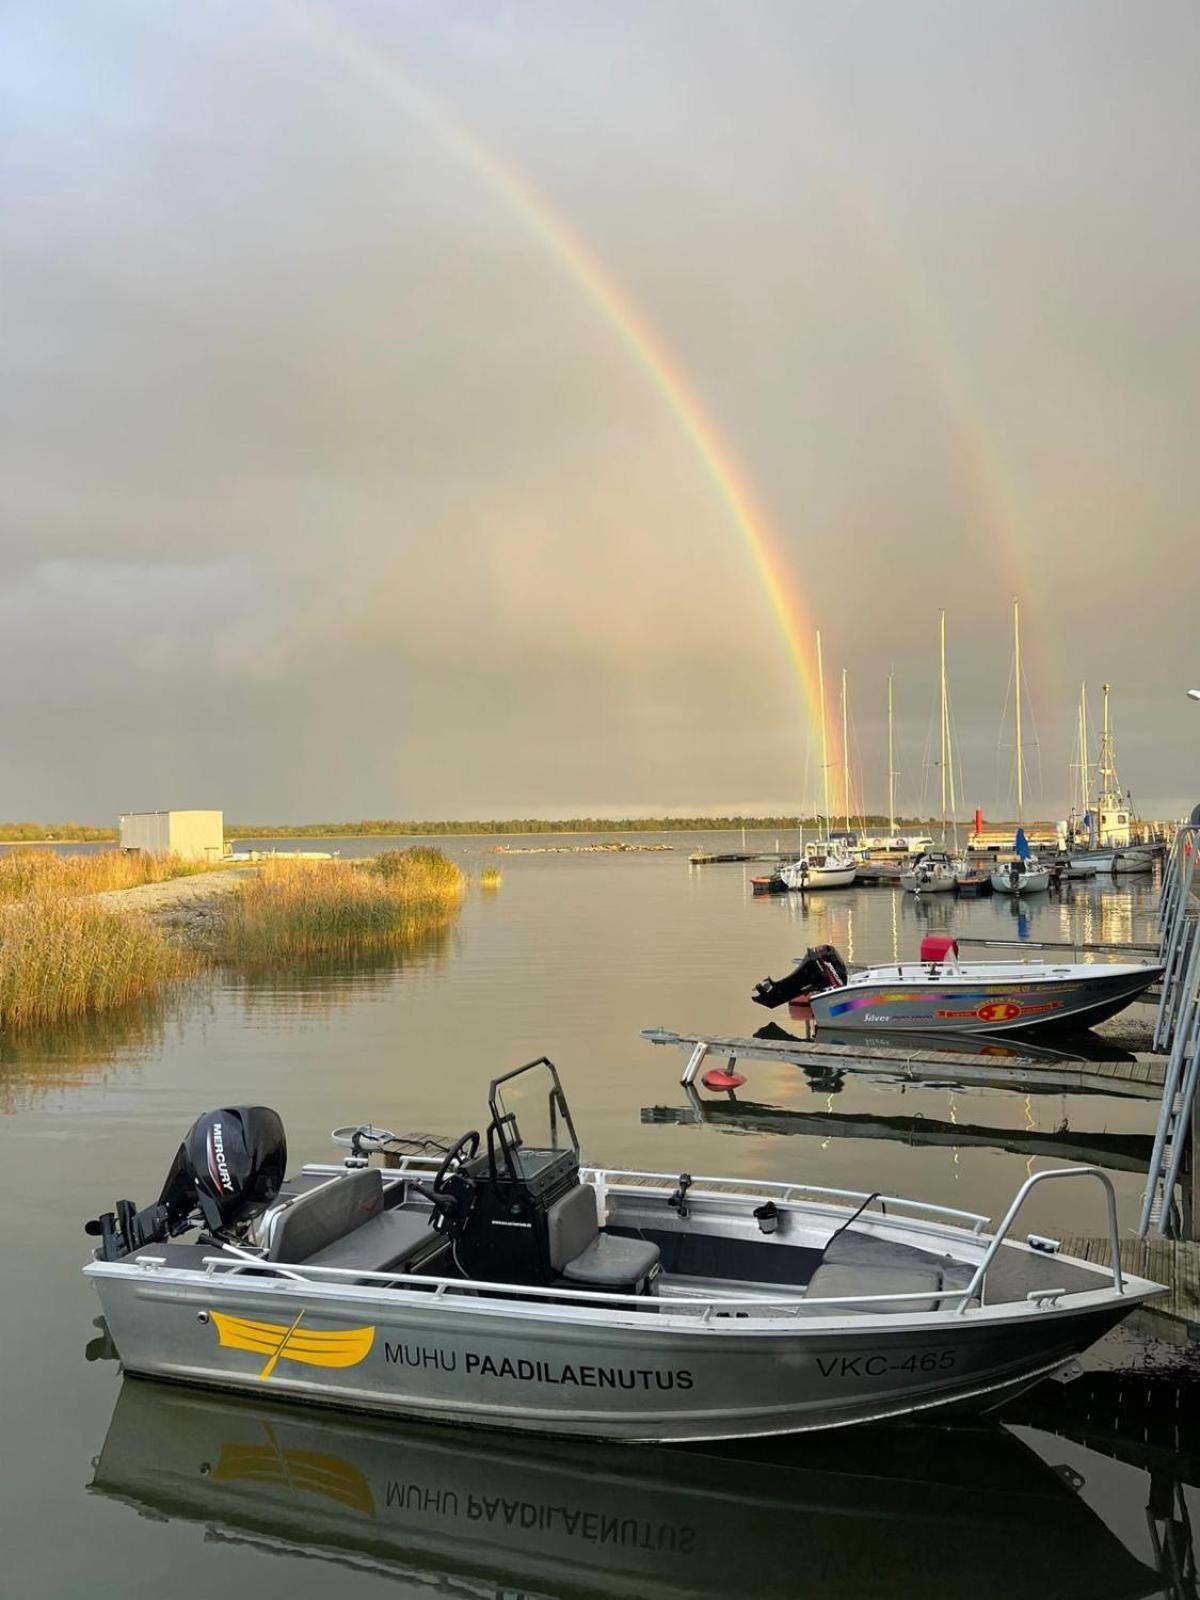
[[990, 867, 1051, 894], [778, 864, 857, 891], [87, 1266, 1148, 1442], [809, 966, 1160, 1034], [899, 872, 956, 894]]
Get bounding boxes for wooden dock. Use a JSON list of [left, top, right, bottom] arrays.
[[1060, 1235, 1200, 1330], [642, 1027, 1168, 1100]]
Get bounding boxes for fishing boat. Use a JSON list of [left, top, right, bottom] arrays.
[[83, 1058, 1161, 1441], [753, 935, 1162, 1035]]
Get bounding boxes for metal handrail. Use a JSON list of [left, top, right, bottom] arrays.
[[955, 1166, 1124, 1313], [194, 1254, 976, 1316], [303, 1159, 992, 1230]]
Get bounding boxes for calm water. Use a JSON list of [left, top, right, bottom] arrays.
[[1, 832, 1193, 1598]]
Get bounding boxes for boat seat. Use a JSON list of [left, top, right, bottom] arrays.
[[548, 1184, 660, 1292], [803, 1229, 976, 1315], [266, 1169, 441, 1274]]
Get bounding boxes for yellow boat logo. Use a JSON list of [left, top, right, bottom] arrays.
[[209, 1309, 375, 1379]]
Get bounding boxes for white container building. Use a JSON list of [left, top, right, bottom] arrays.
[[118, 811, 225, 862]]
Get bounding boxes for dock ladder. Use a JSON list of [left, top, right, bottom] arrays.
[[1139, 825, 1200, 1237]]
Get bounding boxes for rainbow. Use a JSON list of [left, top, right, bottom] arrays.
[[279, 3, 825, 749]]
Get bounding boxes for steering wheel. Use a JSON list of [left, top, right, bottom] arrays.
[[412, 1130, 480, 1230]]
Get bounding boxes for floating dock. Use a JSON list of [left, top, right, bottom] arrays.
[[642, 1027, 1168, 1100], [1059, 1236, 1200, 1331]]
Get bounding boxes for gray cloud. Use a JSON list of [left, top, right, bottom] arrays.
[[1, 0, 1196, 821]]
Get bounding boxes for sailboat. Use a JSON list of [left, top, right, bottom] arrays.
[[778, 633, 857, 891], [902, 612, 964, 894], [990, 599, 1050, 895], [1069, 684, 1153, 875]]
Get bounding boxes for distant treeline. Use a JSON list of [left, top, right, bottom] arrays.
[[225, 816, 942, 839], [0, 823, 117, 842], [0, 815, 995, 845]]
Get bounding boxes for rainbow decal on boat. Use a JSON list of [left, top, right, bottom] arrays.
[[826, 992, 994, 1018]]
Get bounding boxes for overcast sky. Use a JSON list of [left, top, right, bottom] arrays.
[[3, 1, 1197, 822]]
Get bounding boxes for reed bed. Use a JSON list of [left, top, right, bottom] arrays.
[[0, 848, 208, 904], [479, 866, 504, 889], [212, 852, 466, 964], [0, 894, 197, 1031]]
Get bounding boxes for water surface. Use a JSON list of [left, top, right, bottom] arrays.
[[1, 832, 1192, 1597]]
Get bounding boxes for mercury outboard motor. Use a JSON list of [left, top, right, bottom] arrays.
[[86, 1106, 287, 1261], [752, 944, 848, 1009]]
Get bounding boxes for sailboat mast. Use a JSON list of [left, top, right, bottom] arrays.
[[841, 667, 850, 831], [816, 631, 829, 833], [1013, 597, 1023, 825], [1078, 682, 1088, 818], [887, 670, 895, 835], [939, 610, 947, 831]]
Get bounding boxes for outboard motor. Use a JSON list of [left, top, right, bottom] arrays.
[[753, 944, 848, 1009], [86, 1106, 286, 1262]]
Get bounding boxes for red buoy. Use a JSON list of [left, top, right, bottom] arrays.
[[702, 1068, 746, 1091]]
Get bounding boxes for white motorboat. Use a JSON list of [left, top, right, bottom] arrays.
[[82, 1059, 1162, 1441], [778, 843, 858, 892], [753, 936, 1163, 1035]]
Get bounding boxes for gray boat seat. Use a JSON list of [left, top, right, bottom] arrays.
[[266, 1169, 441, 1274], [803, 1228, 976, 1315], [548, 1184, 660, 1292]]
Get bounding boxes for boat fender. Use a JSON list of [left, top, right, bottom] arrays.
[[668, 1173, 693, 1219]]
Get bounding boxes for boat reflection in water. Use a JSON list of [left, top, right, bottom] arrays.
[[90, 1377, 1158, 1600]]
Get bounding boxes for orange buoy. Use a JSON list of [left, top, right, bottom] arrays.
[[702, 1068, 745, 1091]]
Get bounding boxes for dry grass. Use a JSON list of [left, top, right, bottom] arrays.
[[212, 853, 466, 964], [0, 894, 198, 1031], [480, 866, 504, 889], [0, 848, 210, 904]]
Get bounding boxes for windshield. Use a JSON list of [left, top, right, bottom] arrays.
[[490, 1059, 578, 1173]]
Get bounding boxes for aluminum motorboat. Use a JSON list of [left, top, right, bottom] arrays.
[[753, 936, 1162, 1035], [84, 1058, 1161, 1441]]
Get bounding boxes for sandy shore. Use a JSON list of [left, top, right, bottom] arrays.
[[91, 867, 253, 935]]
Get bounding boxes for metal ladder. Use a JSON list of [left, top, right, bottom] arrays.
[[1139, 826, 1200, 1237]]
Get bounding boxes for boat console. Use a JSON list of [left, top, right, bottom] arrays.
[[85, 1059, 660, 1296], [418, 1058, 660, 1293]]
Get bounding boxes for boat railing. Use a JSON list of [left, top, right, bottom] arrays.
[[586, 1168, 991, 1232], [955, 1165, 1124, 1312], [192, 1253, 980, 1317], [303, 1159, 992, 1232]]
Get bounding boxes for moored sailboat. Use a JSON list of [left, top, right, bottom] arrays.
[[990, 600, 1050, 896]]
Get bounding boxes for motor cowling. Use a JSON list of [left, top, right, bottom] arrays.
[[753, 944, 848, 1008], [159, 1106, 287, 1234]]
